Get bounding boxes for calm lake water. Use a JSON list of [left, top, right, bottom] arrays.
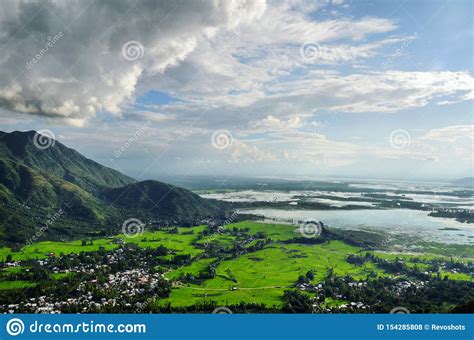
[[244, 208, 474, 245]]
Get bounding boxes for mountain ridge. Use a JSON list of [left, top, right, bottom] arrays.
[[0, 130, 135, 194], [0, 130, 230, 245]]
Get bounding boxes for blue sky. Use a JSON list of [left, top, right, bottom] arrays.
[[0, 0, 472, 181]]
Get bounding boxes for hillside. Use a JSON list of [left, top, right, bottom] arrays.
[[104, 180, 228, 223], [0, 130, 230, 245], [0, 130, 134, 193], [452, 177, 474, 187]]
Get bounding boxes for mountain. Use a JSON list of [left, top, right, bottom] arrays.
[[0, 130, 229, 245], [0, 130, 133, 193], [103, 180, 227, 222], [451, 177, 474, 187]]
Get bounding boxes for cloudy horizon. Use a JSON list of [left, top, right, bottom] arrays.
[[0, 0, 472, 182]]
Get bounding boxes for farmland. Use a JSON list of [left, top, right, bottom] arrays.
[[0, 220, 472, 313]]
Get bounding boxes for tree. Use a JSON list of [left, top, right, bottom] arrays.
[[297, 275, 307, 284]]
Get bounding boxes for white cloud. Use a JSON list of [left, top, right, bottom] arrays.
[[250, 115, 303, 131], [421, 125, 474, 142], [230, 139, 276, 163], [0, 0, 266, 124]]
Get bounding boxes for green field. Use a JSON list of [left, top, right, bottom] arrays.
[[0, 225, 208, 262], [0, 280, 36, 290], [224, 221, 299, 241], [159, 240, 386, 307], [0, 221, 472, 308]]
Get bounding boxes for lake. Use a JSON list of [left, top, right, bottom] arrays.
[[243, 208, 474, 245]]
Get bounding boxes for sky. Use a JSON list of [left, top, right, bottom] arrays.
[[0, 0, 472, 182]]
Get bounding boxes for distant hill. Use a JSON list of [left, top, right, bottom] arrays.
[[0, 130, 133, 193], [451, 177, 474, 187], [104, 180, 228, 222], [0, 130, 230, 245]]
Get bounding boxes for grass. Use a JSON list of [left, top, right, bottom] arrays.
[[120, 226, 206, 256], [165, 258, 217, 280], [1, 220, 472, 304], [225, 221, 298, 241], [323, 297, 349, 308], [0, 280, 36, 290], [372, 251, 474, 282], [418, 242, 474, 258], [50, 272, 74, 280], [0, 225, 207, 261], [159, 240, 388, 307], [2, 266, 29, 274], [372, 251, 470, 262], [2, 239, 118, 261], [195, 235, 237, 248]]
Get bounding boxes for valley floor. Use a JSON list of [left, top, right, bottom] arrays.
[[0, 221, 473, 313]]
